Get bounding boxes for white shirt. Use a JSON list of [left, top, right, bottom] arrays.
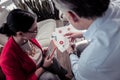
[[21, 41, 43, 67], [70, 0, 120, 80]]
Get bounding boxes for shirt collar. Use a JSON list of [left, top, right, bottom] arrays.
[[83, 4, 112, 40], [83, 18, 101, 40]]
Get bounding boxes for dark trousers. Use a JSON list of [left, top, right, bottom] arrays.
[[45, 58, 68, 80]]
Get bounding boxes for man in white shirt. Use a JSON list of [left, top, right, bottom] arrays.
[[53, 0, 120, 80]]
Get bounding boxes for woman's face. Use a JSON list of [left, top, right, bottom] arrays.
[[24, 20, 38, 39]]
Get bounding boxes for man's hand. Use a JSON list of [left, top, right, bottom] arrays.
[[64, 32, 83, 42]]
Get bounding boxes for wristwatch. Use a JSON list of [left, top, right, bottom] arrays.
[[69, 50, 77, 56], [69, 52, 73, 56]]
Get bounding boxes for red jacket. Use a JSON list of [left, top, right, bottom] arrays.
[[0, 37, 43, 80]]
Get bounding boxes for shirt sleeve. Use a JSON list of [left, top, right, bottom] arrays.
[[69, 54, 79, 73], [1, 54, 38, 80], [69, 38, 113, 80], [111, 0, 120, 6], [2, 58, 38, 80]]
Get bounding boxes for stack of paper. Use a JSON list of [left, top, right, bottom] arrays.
[[50, 26, 72, 52]]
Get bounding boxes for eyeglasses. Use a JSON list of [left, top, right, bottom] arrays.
[[27, 26, 38, 34], [27, 30, 38, 33]]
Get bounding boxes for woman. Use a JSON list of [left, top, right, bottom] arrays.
[[0, 9, 68, 80]]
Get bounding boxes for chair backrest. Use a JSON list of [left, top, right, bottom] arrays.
[[0, 7, 9, 27], [0, 34, 8, 46], [36, 19, 56, 47]]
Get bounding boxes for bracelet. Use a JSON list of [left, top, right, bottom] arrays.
[[69, 51, 77, 56]]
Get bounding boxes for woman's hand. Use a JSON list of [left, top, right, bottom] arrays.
[[42, 56, 53, 68], [35, 56, 53, 77], [42, 47, 48, 57]]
